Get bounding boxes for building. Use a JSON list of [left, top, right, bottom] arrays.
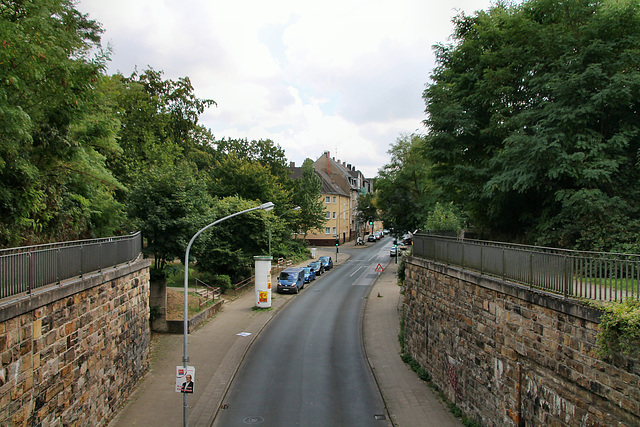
[[290, 152, 372, 246]]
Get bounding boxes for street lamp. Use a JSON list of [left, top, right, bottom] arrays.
[[181, 201, 274, 427]]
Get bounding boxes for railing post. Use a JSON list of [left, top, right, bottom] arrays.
[[27, 252, 32, 295]]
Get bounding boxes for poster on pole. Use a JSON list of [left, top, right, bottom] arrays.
[[175, 366, 195, 393]]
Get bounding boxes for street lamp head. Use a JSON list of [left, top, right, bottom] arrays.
[[292, 206, 301, 211], [259, 202, 275, 211]]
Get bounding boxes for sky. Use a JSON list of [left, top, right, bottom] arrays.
[[76, 0, 496, 178]]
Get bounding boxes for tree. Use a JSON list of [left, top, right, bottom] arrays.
[[0, 0, 125, 246], [291, 159, 326, 239], [375, 134, 438, 236], [127, 162, 212, 270], [423, 0, 640, 251], [355, 192, 377, 234]]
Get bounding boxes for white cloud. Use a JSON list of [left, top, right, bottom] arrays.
[[77, 0, 498, 177]]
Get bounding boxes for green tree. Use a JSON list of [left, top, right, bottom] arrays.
[[127, 162, 212, 270], [423, 0, 640, 251], [0, 0, 125, 246], [193, 196, 273, 282], [375, 134, 438, 236], [290, 159, 326, 239], [355, 192, 377, 234]]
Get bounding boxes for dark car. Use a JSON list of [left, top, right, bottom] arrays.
[[367, 234, 376, 242], [276, 268, 305, 294], [319, 256, 333, 270], [301, 267, 316, 283], [308, 260, 324, 276]]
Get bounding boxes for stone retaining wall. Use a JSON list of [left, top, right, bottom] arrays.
[[403, 256, 639, 426], [0, 260, 151, 426]]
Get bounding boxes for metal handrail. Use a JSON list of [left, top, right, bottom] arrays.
[[413, 234, 639, 302], [0, 232, 142, 299]]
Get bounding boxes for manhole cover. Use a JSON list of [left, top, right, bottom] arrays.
[[243, 416, 265, 424]]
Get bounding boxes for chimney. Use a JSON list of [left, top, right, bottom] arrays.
[[289, 161, 295, 168]]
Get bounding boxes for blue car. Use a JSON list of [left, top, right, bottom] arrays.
[[319, 256, 333, 270], [301, 267, 316, 283], [308, 260, 324, 276], [277, 268, 305, 293]]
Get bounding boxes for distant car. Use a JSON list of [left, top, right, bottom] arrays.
[[367, 234, 376, 242], [301, 267, 316, 283], [277, 267, 305, 293], [375, 231, 381, 240], [390, 246, 397, 257], [319, 256, 333, 270], [308, 260, 324, 276]]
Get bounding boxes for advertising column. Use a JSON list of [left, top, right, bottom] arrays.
[[254, 256, 273, 308]]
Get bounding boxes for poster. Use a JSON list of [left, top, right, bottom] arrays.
[[175, 366, 195, 393]]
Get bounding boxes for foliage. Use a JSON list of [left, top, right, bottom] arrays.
[[0, 0, 126, 246], [291, 159, 327, 238], [596, 299, 640, 358], [193, 196, 273, 282], [127, 162, 212, 270], [423, 0, 640, 250], [425, 202, 464, 233], [375, 134, 439, 237], [355, 192, 377, 231], [214, 138, 290, 181]]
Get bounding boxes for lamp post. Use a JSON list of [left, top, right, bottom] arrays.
[[182, 201, 274, 427]]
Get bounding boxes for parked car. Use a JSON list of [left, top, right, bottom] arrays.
[[301, 267, 316, 283], [390, 246, 397, 257], [367, 234, 377, 242], [277, 267, 305, 293], [319, 256, 333, 270], [375, 231, 381, 240], [308, 260, 324, 276]]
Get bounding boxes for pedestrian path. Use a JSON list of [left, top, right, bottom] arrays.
[[108, 243, 461, 426]]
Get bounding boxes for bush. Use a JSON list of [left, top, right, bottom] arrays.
[[597, 299, 640, 357]]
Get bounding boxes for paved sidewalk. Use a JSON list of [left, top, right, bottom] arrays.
[[109, 243, 460, 426]]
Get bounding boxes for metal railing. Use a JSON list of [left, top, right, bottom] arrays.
[[0, 232, 142, 299], [413, 234, 639, 302]]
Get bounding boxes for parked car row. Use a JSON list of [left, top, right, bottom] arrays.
[[276, 256, 334, 294]]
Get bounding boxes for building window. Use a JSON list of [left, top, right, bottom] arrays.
[[325, 212, 331, 219], [332, 212, 336, 219], [332, 227, 336, 234], [325, 227, 331, 234], [333, 196, 336, 203], [325, 196, 331, 203]]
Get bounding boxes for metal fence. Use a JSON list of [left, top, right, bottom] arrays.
[[413, 234, 639, 302], [0, 232, 142, 299]]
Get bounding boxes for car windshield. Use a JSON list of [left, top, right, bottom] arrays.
[[279, 272, 294, 280]]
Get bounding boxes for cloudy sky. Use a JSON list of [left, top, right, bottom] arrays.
[[76, 0, 496, 177]]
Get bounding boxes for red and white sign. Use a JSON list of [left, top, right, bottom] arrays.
[[375, 263, 384, 272]]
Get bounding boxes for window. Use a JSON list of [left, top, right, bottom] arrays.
[[332, 212, 336, 219], [325, 196, 331, 203], [333, 196, 336, 203], [325, 228, 331, 234], [332, 227, 336, 234], [325, 212, 331, 219]]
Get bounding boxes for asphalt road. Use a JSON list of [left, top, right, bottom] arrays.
[[213, 243, 393, 427]]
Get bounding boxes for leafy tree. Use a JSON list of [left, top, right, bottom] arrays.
[[375, 134, 438, 236], [193, 196, 273, 283], [425, 202, 463, 233], [355, 192, 377, 234], [290, 159, 326, 239], [107, 69, 216, 188], [0, 0, 125, 246], [127, 162, 212, 270], [423, 0, 640, 251], [215, 138, 289, 181]]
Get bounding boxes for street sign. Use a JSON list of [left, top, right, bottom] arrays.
[[375, 263, 384, 272]]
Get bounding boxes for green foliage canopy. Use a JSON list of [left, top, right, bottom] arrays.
[[423, 0, 640, 251]]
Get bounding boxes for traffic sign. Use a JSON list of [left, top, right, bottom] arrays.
[[375, 263, 384, 272]]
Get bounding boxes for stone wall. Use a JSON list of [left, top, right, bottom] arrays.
[[0, 259, 151, 426], [404, 256, 639, 426]]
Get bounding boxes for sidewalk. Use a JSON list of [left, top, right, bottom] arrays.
[[109, 242, 460, 426]]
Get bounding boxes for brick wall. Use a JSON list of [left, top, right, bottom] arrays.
[[404, 256, 639, 426], [0, 260, 151, 426]]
